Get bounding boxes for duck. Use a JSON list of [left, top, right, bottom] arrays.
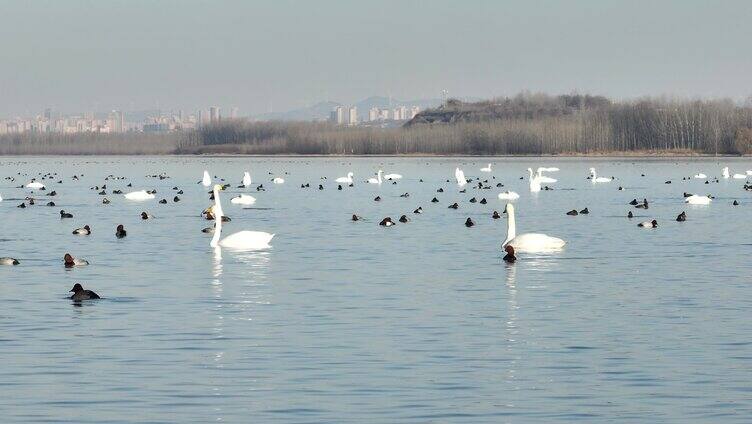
[[465, 218, 475, 227], [124, 190, 155, 201], [676, 211, 687, 222], [498, 191, 520, 200], [733, 200, 739, 206], [46, 201, 55, 207], [210, 185, 274, 249], [379, 217, 395, 227], [64, 253, 89, 267], [566, 209, 578, 216], [374, 196, 381, 201], [638, 219, 658, 228], [0, 257, 19, 265], [579, 208, 589, 214], [368, 170, 383, 185], [492, 210, 501, 219], [336, 172, 354, 184], [69, 283, 100, 301], [502, 204, 565, 252], [115, 224, 127, 238], [352, 214, 362, 222], [627, 211, 634, 218], [72, 225, 91, 235], [448, 202, 459, 209], [230, 194, 257, 205], [413, 207, 423, 214], [102, 198, 110, 204], [60, 210, 73, 218], [159, 199, 167, 204], [685, 195, 712, 205], [431, 197, 439, 203], [502, 245, 516, 263], [399, 215, 409, 223], [141, 212, 151, 220]]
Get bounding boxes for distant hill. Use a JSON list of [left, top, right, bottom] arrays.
[[252, 96, 445, 122]]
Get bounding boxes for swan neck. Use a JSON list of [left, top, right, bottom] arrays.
[[210, 188, 222, 247], [504, 206, 516, 245]]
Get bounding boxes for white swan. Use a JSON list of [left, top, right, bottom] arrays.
[[0, 194, 3, 202], [210, 185, 274, 249], [455, 168, 467, 186], [693, 173, 707, 179], [722, 167, 730, 179], [536, 168, 557, 183], [589, 168, 613, 183], [746, 170, 752, 175], [527, 168, 542, 192], [242, 171, 252, 187], [368, 170, 383, 185], [272, 177, 285, 184], [202, 170, 211, 187], [540, 167, 560, 172], [336, 172, 354, 184], [124, 190, 155, 201], [26, 181, 45, 189], [502, 203, 565, 252], [685, 195, 712, 205], [230, 194, 257, 205], [384, 173, 402, 180], [497, 191, 520, 200], [480, 164, 492, 172], [733, 173, 747, 179]]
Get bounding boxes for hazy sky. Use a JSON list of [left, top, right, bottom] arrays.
[[1, 0, 750, 117]]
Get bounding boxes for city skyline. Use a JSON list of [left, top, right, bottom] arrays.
[[1, 1, 750, 117]]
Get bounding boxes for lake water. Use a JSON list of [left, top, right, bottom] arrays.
[[1, 156, 751, 423]]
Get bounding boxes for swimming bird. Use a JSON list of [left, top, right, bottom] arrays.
[[202, 170, 212, 187], [352, 214, 362, 222], [455, 168, 467, 186], [0, 257, 19, 265], [272, 177, 285, 184], [26, 180, 45, 189], [480, 164, 492, 172], [379, 217, 395, 227], [676, 211, 686, 222], [536, 168, 557, 183], [733, 200, 740, 206], [64, 253, 88, 267], [399, 215, 409, 223], [465, 218, 475, 227], [638, 219, 658, 228], [589, 168, 613, 183], [733, 173, 747, 179], [498, 191, 520, 200], [580, 208, 589, 214], [693, 173, 707, 179], [72, 225, 91, 235], [141, 212, 151, 220], [413, 207, 423, 214], [503, 245, 516, 263], [210, 185, 274, 249], [685, 195, 711, 205], [492, 211, 501, 219], [368, 170, 383, 185], [230, 194, 257, 205], [116, 224, 127, 238], [527, 168, 542, 192], [124, 190, 155, 201], [627, 211, 634, 218], [722, 167, 730, 179], [566, 209, 578, 216], [384, 173, 402, 180], [69, 283, 100, 301], [242, 171, 252, 187], [60, 210, 73, 219], [336, 172, 354, 184], [448, 202, 459, 209], [502, 204, 565, 252]]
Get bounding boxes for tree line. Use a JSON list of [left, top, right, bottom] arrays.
[[3, 93, 752, 155]]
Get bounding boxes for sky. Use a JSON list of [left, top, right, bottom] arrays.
[[0, 0, 750, 117]]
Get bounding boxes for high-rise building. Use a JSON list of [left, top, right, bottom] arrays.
[[368, 107, 380, 122], [209, 106, 220, 123], [330, 106, 345, 125], [392, 108, 402, 121], [198, 109, 206, 127], [346, 107, 358, 126], [230, 107, 239, 119]]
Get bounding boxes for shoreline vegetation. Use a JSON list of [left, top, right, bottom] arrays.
[[2, 93, 751, 156]]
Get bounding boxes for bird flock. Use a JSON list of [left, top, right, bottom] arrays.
[[1, 161, 749, 301]]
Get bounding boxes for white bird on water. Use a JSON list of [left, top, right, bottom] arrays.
[[124, 190, 155, 201], [536, 168, 557, 183], [497, 191, 520, 200], [230, 194, 257, 205], [693, 173, 707, 179], [502, 203, 565, 252], [455, 168, 467, 186], [685, 195, 712, 205], [202, 170, 212, 187], [26, 181, 45, 189], [368, 170, 383, 185], [589, 168, 613, 183], [384, 173, 402, 180], [527, 168, 542, 192], [480, 163, 492, 172], [272, 177, 285, 184], [242, 171, 252, 187], [210, 184, 274, 250], [722, 167, 730, 179], [336, 172, 354, 184]]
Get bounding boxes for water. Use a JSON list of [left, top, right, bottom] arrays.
[[1, 156, 751, 423]]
